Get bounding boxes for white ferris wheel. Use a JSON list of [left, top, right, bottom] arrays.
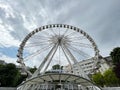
[[17, 24, 101, 90]]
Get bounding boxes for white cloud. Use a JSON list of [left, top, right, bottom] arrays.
[[20, 14, 37, 31], [0, 2, 15, 18], [0, 24, 20, 47]]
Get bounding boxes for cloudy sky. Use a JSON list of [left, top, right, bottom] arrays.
[[0, 0, 120, 65]]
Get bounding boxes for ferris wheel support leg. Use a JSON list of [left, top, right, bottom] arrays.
[[32, 43, 59, 78], [18, 61, 32, 77], [61, 45, 73, 72], [43, 43, 59, 72], [62, 45, 89, 79]]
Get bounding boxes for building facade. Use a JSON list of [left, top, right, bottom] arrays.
[[64, 56, 112, 75]]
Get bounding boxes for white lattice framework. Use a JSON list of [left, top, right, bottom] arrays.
[[17, 24, 101, 90]]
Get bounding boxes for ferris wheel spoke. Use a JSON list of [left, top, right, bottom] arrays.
[[27, 41, 50, 44], [66, 44, 90, 58], [61, 45, 73, 68], [62, 28, 69, 37], [25, 42, 52, 48], [64, 31, 77, 38], [67, 36, 86, 41], [58, 27, 60, 36], [67, 41, 93, 48], [49, 28, 57, 36], [24, 46, 50, 61], [24, 44, 54, 62], [42, 31, 54, 37], [32, 37, 51, 41], [72, 44, 93, 49], [28, 41, 49, 44], [31, 35, 52, 40], [59, 46, 61, 65], [24, 44, 49, 48]]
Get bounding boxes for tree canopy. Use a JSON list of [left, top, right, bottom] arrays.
[[110, 47, 120, 65], [92, 72, 104, 87], [92, 68, 120, 87], [0, 63, 20, 87], [110, 47, 120, 78], [103, 69, 120, 86], [29, 66, 37, 74], [52, 64, 63, 70]]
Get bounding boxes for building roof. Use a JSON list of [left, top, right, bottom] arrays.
[[19, 73, 98, 87]]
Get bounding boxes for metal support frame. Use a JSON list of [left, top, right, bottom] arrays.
[[43, 43, 59, 72], [32, 43, 59, 77], [61, 44, 73, 72], [17, 24, 101, 90], [21, 63, 32, 76], [62, 44, 89, 79]]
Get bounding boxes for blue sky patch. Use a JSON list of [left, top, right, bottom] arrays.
[[0, 46, 18, 58]]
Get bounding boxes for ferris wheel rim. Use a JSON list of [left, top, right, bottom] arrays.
[[17, 24, 100, 75], [17, 24, 99, 59]]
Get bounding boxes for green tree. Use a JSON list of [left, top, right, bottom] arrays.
[[0, 63, 21, 87], [110, 47, 120, 65], [52, 64, 63, 70], [110, 47, 120, 78], [29, 66, 37, 74], [92, 72, 104, 87], [113, 64, 120, 79], [103, 69, 120, 86]]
